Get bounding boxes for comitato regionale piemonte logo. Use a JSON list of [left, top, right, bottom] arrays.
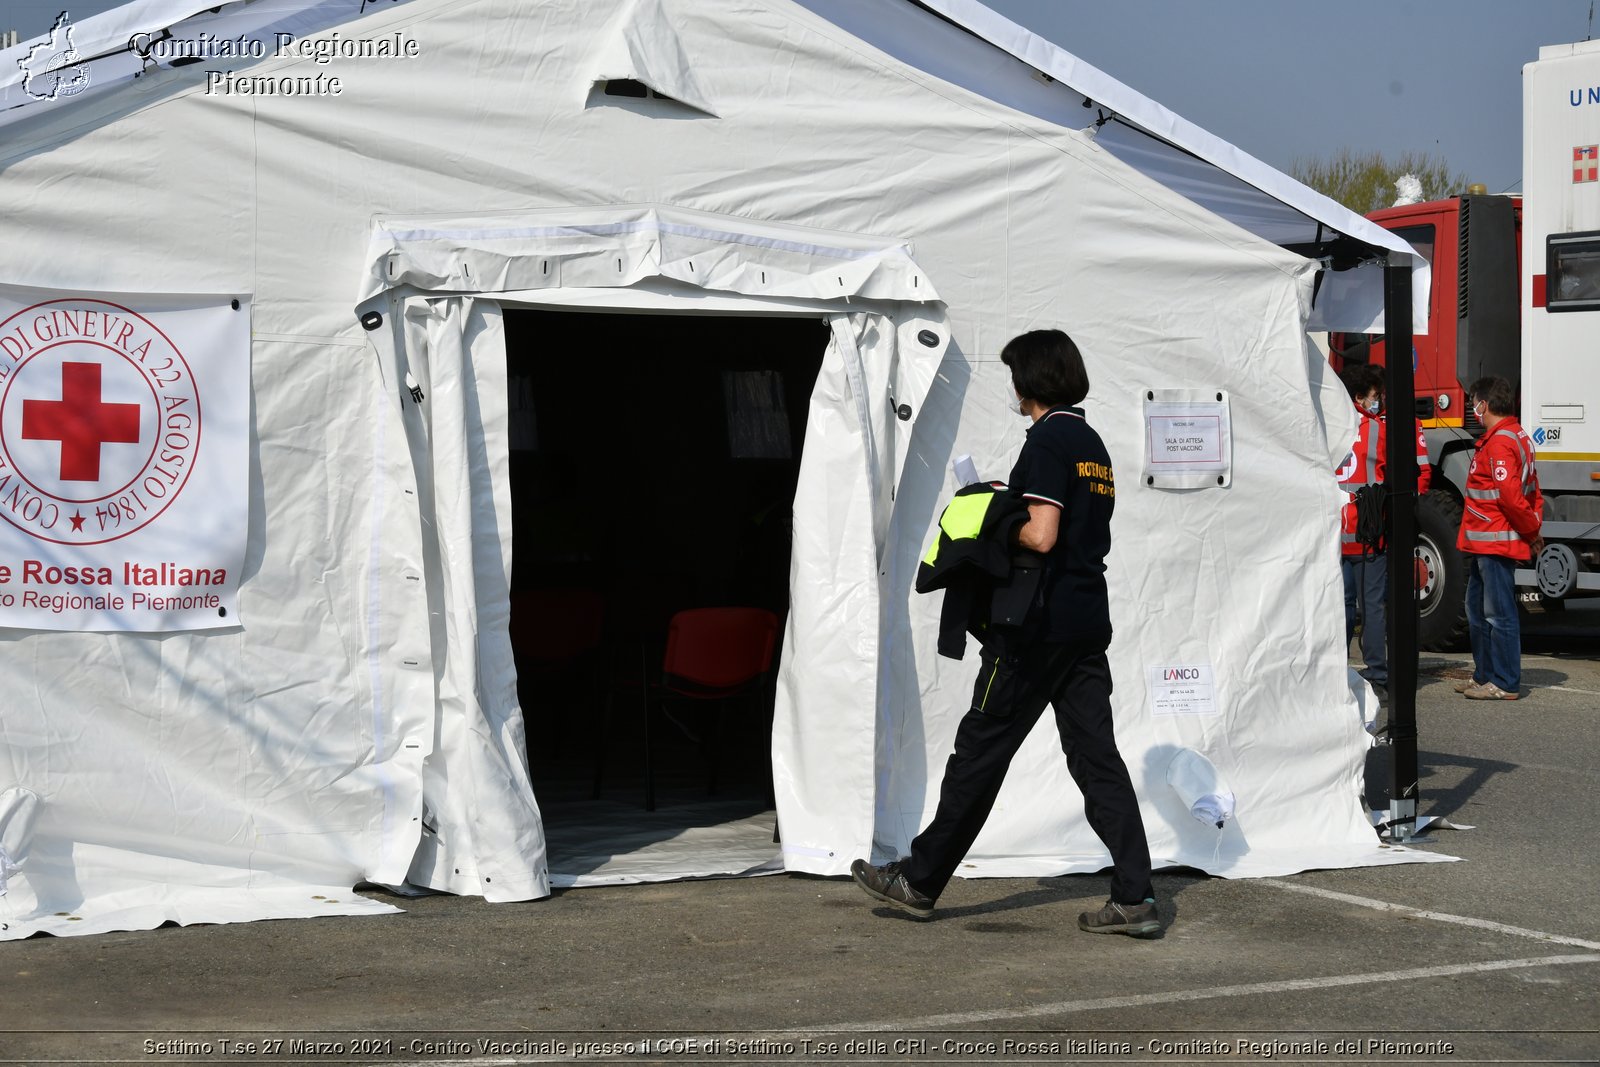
[[18, 12, 91, 102], [0, 301, 201, 545]]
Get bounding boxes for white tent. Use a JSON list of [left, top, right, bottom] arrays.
[[0, 0, 1447, 940]]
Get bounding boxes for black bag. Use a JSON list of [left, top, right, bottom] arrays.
[[1353, 483, 1386, 558]]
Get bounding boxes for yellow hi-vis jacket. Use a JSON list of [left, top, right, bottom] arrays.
[[916, 482, 1043, 659]]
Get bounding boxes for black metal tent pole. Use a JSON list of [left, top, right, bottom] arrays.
[[1383, 254, 1419, 841]]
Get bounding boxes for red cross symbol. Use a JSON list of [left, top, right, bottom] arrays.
[[21, 361, 142, 482], [1574, 145, 1598, 183]]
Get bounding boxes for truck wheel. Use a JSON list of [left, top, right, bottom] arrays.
[[1414, 490, 1469, 650]]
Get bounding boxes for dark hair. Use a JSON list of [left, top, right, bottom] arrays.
[[1468, 376, 1515, 416], [1001, 329, 1089, 408], [1339, 362, 1384, 402]]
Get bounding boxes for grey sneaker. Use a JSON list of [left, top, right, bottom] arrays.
[[1465, 682, 1519, 701], [1453, 677, 1483, 693], [850, 859, 934, 920], [1078, 897, 1161, 937]]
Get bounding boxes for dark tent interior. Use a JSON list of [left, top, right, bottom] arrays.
[[502, 307, 827, 860]]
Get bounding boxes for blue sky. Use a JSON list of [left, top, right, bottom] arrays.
[[990, 0, 1596, 195], [5, 0, 1595, 193]]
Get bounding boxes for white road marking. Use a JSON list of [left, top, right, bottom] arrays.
[[384, 954, 1600, 1061], [797, 955, 1600, 1031], [382, 877, 1600, 1062], [378, 955, 1600, 1063], [1257, 879, 1600, 951], [1538, 684, 1600, 697]]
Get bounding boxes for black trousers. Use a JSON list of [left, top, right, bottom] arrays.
[[901, 639, 1154, 905]]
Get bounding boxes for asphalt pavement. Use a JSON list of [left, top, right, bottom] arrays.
[[4, 638, 1598, 1066]]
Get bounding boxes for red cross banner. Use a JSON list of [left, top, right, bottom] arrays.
[[0, 287, 248, 632]]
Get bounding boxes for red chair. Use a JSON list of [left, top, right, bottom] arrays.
[[644, 607, 781, 811]]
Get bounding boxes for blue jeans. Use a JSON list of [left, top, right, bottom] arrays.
[[1465, 554, 1521, 693], [1341, 553, 1388, 687]]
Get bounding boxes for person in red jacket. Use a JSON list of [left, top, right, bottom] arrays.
[[1456, 376, 1544, 700], [1334, 364, 1431, 701]]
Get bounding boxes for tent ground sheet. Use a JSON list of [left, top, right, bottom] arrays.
[[541, 795, 783, 888]]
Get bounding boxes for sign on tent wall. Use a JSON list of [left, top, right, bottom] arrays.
[[0, 287, 249, 632]]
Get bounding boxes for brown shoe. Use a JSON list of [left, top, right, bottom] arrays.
[[1465, 682, 1519, 701], [851, 859, 935, 920], [1077, 897, 1161, 937]]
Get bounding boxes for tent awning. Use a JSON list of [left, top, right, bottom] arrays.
[[357, 205, 940, 308]]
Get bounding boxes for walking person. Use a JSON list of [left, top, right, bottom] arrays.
[[850, 329, 1159, 937], [1456, 377, 1543, 700]]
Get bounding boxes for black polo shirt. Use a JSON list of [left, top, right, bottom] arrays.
[[1006, 406, 1115, 645]]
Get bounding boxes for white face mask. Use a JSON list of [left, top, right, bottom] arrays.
[[1362, 398, 1381, 416]]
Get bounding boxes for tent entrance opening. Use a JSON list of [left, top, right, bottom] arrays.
[[502, 307, 827, 884]]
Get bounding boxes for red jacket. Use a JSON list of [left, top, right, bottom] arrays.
[[1457, 419, 1543, 560], [1336, 411, 1431, 557]]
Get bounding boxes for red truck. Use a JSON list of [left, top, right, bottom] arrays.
[[1325, 39, 1600, 649], [1331, 183, 1600, 647]]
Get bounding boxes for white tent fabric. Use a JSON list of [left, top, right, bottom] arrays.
[[355, 207, 939, 309], [0, 0, 1454, 940], [587, 0, 722, 116], [392, 295, 549, 903], [802, 0, 1429, 335], [0, 787, 41, 897], [0, 0, 1424, 337]]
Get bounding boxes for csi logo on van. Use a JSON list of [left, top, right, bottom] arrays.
[[1532, 426, 1561, 446]]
